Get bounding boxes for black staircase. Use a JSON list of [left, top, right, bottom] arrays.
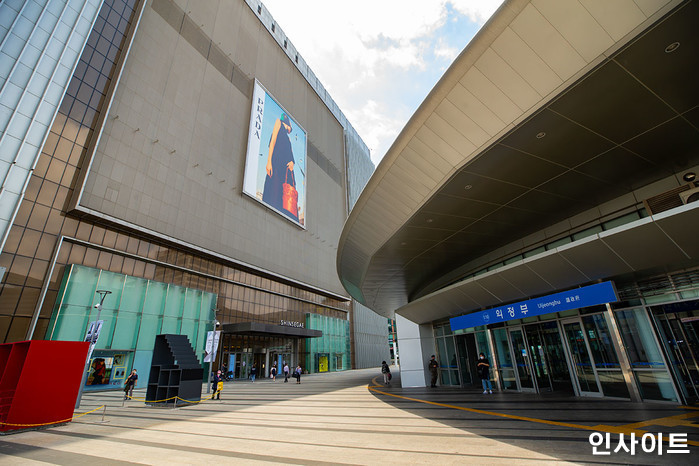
[[146, 334, 203, 406]]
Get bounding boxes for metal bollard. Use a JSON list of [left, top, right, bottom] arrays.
[[101, 405, 106, 422]]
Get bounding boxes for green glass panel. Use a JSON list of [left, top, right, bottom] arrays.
[[136, 282, 167, 350], [111, 276, 146, 349], [161, 285, 184, 334], [93, 270, 125, 348], [45, 265, 73, 340], [52, 265, 100, 341], [183, 289, 201, 321], [180, 289, 200, 343], [644, 293, 678, 304], [195, 304, 215, 362]]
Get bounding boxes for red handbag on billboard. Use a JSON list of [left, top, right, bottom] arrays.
[[282, 168, 298, 216]]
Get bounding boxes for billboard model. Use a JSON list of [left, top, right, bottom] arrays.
[[243, 80, 307, 227]]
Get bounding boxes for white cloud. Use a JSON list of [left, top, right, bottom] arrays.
[[260, 0, 503, 164]]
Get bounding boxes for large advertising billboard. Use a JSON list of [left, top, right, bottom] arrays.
[[243, 80, 307, 227]]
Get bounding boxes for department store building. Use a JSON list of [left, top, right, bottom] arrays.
[[0, 0, 389, 391]]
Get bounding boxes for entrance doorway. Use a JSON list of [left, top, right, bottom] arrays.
[[498, 320, 599, 396], [455, 333, 478, 386], [561, 319, 602, 396], [652, 303, 699, 404], [524, 322, 575, 394], [253, 353, 266, 378], [508, 328, 535, 391]]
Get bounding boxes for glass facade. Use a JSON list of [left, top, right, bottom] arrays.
[[445, 274, 699, 404], [0, 0, 140, 343], [46, 264, 215, 390], [305, 313, 351, 373]]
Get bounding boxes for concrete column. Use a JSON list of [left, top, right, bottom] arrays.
[[395, 314, 435, 387]]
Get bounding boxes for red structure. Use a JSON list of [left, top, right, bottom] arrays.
[[0, 340, 89, 432]]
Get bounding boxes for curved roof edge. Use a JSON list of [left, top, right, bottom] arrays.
[[337, 0, 684, 314]]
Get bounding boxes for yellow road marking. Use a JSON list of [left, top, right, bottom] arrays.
[[618, 411, 699, 429], [368, 377, 699, 447]]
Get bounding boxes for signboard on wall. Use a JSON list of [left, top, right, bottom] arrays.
[[243, 80, 307, 227], [450, 281, 618, 332]]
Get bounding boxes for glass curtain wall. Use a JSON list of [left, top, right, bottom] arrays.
[[46, 264, 216, 389], [304, 313, 350, 373]]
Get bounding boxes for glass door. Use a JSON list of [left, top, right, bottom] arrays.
[[525, 322, 575, 393], [492, 328, 517, 390], [562, 319, 602, 396], [524, 324, 553, 392], [509, 328, 535, 391], [650, 307, 699, 404]]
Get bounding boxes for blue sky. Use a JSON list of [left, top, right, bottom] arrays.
[[261, 0, 504, 166]]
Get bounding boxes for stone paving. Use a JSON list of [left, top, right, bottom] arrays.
[[0, 367, 696, 464]]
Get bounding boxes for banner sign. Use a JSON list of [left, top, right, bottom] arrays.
[[243, 80, 307, 227], [450, 281, 617, 332], [83, 320, 103, 363], [203, 330, 221, 363]]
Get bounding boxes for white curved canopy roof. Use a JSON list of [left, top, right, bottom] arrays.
[[337, 0, 698, 319]]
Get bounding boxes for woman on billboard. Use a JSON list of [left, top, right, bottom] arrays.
[[262, 113, 298, 222]]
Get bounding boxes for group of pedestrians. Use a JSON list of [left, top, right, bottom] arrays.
[[209, 362, 304, 399], [427, 353, 495, 393]]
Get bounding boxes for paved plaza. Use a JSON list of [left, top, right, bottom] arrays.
[[0, 367, 697, 464]]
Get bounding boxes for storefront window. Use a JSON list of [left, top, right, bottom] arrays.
[[615, 309, 677, 401]]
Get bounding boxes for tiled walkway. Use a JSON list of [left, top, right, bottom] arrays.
[[0, 367, 696, 464]]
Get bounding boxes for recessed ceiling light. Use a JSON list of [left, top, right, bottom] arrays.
[[426, 218, 433, 223], [683, 172, 696, 182], [464, 184, 472, 190], [400, 242, 407, 246], [536, 132, 546, 139], [665, 41, 680, 53]]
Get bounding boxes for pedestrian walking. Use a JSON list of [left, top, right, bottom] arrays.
[[212, 369, 223, 399], [271, 363, 277, 381], [294, 364, 302, 384], [283, 362, 290, 382], [477, 352, 493, 394], [427, 354, 439, 387], [381, 361, 391, 385], [251, 364, 257, 382], [123, 369, 137, 400]]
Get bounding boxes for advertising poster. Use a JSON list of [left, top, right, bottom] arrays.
[[243, 80, 307, 227]]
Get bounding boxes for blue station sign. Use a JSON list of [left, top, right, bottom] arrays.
[[450, 281, 618, 332]]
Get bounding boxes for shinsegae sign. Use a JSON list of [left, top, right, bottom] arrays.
[[450, 281, 618, 331], [280, 320, 304, 328]]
